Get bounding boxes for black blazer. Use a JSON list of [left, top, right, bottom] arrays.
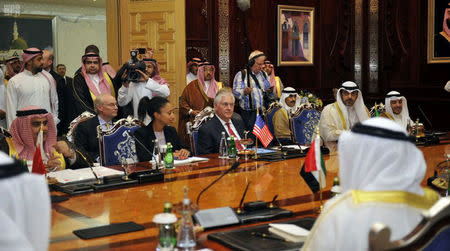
[[134, 122, 187, 162], [49, 69, 69, 136], [197, 113, 246, 155], [74, 115, 100, 162]]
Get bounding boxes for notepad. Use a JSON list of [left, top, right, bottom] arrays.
[[47, 166, 124, 184], [268, 223, 310, 243]]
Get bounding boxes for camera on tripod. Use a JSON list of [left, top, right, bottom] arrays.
[[125, 50, 146, 82]]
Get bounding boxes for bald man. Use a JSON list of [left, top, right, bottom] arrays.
[[74, 94, 118, 162]]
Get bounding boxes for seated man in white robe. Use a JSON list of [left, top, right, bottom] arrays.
[[381, 90, 413, 132], [272, 87, 300, 144], [0, 151, 50, 251], [319, 81, 370, 142], [303, 117, 440, 251]]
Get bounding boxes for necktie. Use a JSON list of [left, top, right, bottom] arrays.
[[225, 122, 244, 151], [105, 122, 111, 130]]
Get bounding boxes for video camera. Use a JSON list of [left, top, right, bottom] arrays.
[[124, 50, 146, 82]]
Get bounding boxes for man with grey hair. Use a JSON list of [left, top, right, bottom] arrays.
[[197, 88, 246, 155], [74, 94, 118, 161]]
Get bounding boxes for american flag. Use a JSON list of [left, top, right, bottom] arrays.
[[252, 114, 273, 148]]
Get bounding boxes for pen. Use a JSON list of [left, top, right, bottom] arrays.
[[251, 232, 287, 242]]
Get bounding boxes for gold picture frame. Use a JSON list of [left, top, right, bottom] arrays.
[[427, 0, 450, 63], [277, 5, 314, 66]]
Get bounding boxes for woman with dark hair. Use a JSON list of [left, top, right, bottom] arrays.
[[134, 97, 190, 162]]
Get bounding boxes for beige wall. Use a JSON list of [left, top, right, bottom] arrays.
[[106, 0, 186, 128], [0, 0, 107, 77]]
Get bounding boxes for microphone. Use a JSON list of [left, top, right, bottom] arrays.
[[128, 131, 160, 172], [417, 105, 433, 131], [196, 162, 240, 206], [64, 140, 102, 184], [73, 148, 102, 184], [126, 131, 164, 183], [237, 181, 251, 213]]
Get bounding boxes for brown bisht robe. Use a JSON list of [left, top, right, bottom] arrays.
[[178, 80, 214, 146]]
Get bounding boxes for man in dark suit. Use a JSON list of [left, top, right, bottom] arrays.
[[42, 50, 72, 136], [197, 88, 247, 155], [56, 64, 73, 135], [74, 94, 117, 162], [56, 64, 73, 86]]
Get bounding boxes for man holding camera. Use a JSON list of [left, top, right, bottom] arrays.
[[69, 52, 119, 123], [232, 50, 273, 130], [116, 50, 170, 122]]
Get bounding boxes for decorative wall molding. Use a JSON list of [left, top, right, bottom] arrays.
[[218, 0, 230, 86]]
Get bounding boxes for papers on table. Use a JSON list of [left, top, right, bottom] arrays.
[[268, 223, 310, 243], [47, 166, 124, 184], [247, 148, 277, 154], [282, 144, 309, 151], [150, 156, 209, 166]]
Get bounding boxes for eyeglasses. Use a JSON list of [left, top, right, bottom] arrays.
[[104, 103, 118, 107]]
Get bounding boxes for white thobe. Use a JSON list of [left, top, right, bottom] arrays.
[[6, 70, 59, 128], [0, 151, 50, 251], [117, 78, 170, 119], [319, 103, 364, 142], [186, 72, 197, 85], [87, 73, 101, 94]]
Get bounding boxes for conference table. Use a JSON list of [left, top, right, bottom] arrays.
[[49, 140, 449, 250]]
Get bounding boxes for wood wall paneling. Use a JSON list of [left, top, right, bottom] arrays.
[[182, 0, 449, 130], [108, 0, 186, 127]]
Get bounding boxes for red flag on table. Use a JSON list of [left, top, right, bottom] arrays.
[[32, 145, 46, 175], [252, 114, 273, 148], [300, 137, 326, 193]]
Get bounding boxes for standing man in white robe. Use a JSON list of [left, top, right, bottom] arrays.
[[319, 81, 369, 142], [303, 118, 440, 250], [6, 48, 58, 128]]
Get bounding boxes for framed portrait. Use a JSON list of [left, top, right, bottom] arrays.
[[427, 0, 450, 63], [277, 5, 314, 66], [0, 14, 53, 62]]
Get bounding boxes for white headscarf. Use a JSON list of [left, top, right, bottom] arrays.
[[303, 117, 437, 251], [384, 91, 411, 130], [339, 117, 425, 195], [279, 87, 300, 114], [336, 81, 369, 127]]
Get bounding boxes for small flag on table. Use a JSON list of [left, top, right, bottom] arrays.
[[300, 136, 326, 193], [252, 114, 273, 148], [32, 127, 47, 175], [32, 145, 46, 175]]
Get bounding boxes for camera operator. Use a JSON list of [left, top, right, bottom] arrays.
[[116, 49, 170, 124]]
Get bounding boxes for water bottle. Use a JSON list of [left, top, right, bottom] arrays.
[[219, 131, 228, 158], [153, 202, 177, 251], [164, 142, 174, 169], [152, 139, 161, 168], [176, 196, 196, 250], [330, 177, 342, 198], [228, 136, 237, 159]]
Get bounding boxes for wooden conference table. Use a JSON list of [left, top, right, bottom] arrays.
[[49, 141, 449, 250]]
